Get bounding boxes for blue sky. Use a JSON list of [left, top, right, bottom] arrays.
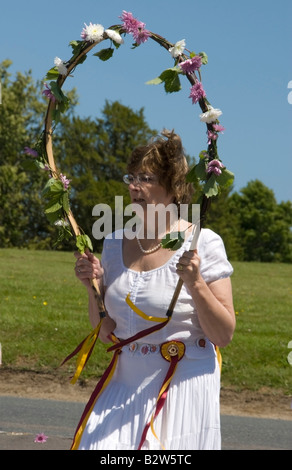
[[1, 0, 291, 203]]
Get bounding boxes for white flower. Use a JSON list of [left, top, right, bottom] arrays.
[[169, 39, 186, 58], [105, 29, 124, 44], [54, 219, 69, 227], [54, 57, 67, 76], [81, 22, 104, 43], [200, 106, 223, 123]]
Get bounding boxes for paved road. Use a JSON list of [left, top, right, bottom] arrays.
[[0, 396, 291, 450]]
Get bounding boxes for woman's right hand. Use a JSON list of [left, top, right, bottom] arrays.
[[74, 249, 104, 289]]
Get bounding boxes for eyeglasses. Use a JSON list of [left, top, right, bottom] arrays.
[[123, 174, 158, 185]]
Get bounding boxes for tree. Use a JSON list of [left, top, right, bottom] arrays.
[[204, 180, 292, 263], [0, 60, 79, 248], [54, 101, 157, 250], [0, 60, 47, 247], [204, 186, 245, 260], [228, 180, 292, 262]]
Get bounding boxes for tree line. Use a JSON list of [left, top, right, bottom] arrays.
[[0, 60, 291, 262]]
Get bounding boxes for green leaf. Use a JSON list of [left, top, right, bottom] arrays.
[[203, 174, 218, 198], [33, 160, 47, 170], [186, 158, 207, 183], [57, 97, 70, 113], [49, 82, 70, 109], [61, 191, 70, 215], [199, 52, 208, 65], [45, 200, 63, 214], [146, 67, 182, 93], [195, 159, 208, 181], [42, 178, 64, 196], [53, 223, 73, 247], [49, 81, 64, 102], [186, 165, 197, 183], [69, 40, 85, 57], [145, 76, 163, 86], [161, 231, 185, 251], [45, 67, 60, 80], [44, 190, 65, 214], [159, 68, 182, 93], [46, 210, 62, 224], [52, 108, 61, 123], [93, 48, 114, 61], [216, 168, 235, 188], [199, 150, 208, 160], [76, 234, 93, 254]]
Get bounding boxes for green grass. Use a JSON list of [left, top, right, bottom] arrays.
[[222, 261, 292, 393], [0, 249, 291, 395]]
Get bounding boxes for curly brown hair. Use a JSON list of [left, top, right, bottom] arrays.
[[127, 129, 193, 207]]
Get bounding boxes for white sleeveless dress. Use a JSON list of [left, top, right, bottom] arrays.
[[77, 228, 233, 450]]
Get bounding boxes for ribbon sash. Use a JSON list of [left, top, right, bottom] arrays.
[[60, 318, 104, 384], [71, 349, 120, 450]]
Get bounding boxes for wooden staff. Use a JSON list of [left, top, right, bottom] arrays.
[[43, 41, 106, 314]]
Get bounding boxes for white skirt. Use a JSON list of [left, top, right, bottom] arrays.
[[77, 340, 221, 450]]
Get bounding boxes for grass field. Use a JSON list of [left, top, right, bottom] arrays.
[[0, 248, 291, 395]]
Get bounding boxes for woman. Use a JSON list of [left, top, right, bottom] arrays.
[[73, 130, 235, 450]]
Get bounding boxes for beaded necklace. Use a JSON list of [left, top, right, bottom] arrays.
[[136, 220, 178, 255]]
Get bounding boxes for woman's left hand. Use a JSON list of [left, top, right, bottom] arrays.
[[176, 249, 202, 286]]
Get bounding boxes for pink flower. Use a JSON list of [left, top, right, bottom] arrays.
[[213, 124, 225, 133], [24, 147, 38, 158], [179, 56, 202, 73], [34, 433, 48, 443], [60, 173, 71, 190], [189, 82, 206, 104], [206, 159, 224, 176], [120, 11, 144, 33], [42, 83, 56, 102], [133, 28, 150, 44], [120, 10, 150, 44], [207, 130, 218, 144]]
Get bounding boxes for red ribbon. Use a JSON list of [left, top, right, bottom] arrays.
[[107, 318, 170, 353], [71, 349, 121, 450], [137, 354, 179, 449]]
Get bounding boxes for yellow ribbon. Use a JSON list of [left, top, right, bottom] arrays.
[[125, 293, 166, 323], [149, 362, 179, 450], [215, 345, 222, 373], [138, 341, 185, 450], [70, 320, 103, 385], [71, 349, 120, 450]]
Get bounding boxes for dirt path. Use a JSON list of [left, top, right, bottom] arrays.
[[0, 368, 291, 421]]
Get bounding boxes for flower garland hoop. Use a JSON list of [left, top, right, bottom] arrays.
[[28, 10, 234, 246], [27, 11, 234, 363]]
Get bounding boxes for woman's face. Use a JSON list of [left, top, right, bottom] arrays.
[[128, 172, 174, 208]]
